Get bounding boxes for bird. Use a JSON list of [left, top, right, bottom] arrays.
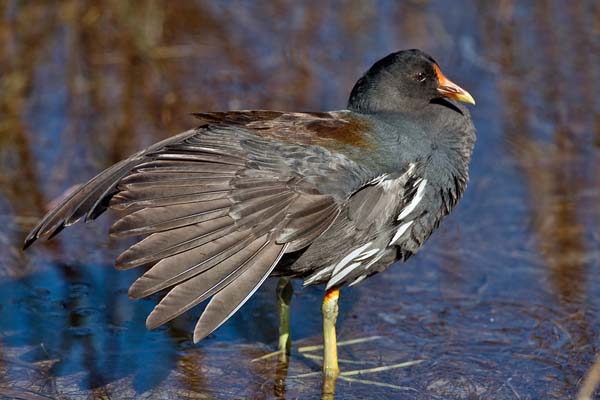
[[23, 49, 475, 393]]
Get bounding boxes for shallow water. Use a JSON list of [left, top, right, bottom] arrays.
[[1, 1, 599, 399]]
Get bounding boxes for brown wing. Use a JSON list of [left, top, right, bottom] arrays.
[[193, 110, 372, 149], [24, 112, 373, 342]]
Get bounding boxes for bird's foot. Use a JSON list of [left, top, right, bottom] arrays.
[[291, 336, 424, 395]]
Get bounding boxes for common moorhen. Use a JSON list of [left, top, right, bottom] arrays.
[[24, 49, 476, 393]]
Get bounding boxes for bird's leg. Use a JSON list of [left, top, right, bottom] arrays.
[[321, 288, 340, 397], [274, 277, 293, 398], [276, 277, 293, 362]]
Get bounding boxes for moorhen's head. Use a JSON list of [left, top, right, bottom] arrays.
[[348, 49, 475, 113]]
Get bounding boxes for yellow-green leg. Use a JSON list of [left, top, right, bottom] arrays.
[[277, 277, 293, 362], [322, 288, 340, 397]]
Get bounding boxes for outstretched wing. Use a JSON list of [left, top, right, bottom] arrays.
[[25, 112, 372, 342]]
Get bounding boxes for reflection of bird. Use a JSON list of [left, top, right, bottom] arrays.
[[24, 49, 475, 392]]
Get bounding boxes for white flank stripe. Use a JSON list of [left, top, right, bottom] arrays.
[[365, 251, 386, 268], [331, 243, 371, 275], [398, 178, 428, 220], [390, 220, 414, 245], [355, 248, 380, 261], [381, 163, 416, 192], [327, 262, 362, 289], [405, 163, 416, 177], [369, 174, 389, 186], [348, 251, 387, 287], [349, 274, 368, 287], [381, 179, 396, 191], [303, 266, 333, 285]]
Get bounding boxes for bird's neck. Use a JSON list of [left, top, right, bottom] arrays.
[[347, 77, 429, 114]]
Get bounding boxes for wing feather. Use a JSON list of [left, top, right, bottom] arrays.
[[193, 241, 287, 342], [115, 216, 234, 270], [109, 200, 232, 237], [24, 117, 375, 338], [23, 159, 136, 247], [145, 234, 275, 330], [110, 188, 230, 210], [128, 228, 255, 298]]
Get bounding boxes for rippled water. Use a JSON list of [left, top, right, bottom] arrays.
[[1, 1, 599, 399]]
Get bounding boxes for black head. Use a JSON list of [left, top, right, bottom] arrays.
[[348, 49, 475, 113]]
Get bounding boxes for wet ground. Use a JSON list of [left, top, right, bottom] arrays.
[[1, 1, 600, 399]]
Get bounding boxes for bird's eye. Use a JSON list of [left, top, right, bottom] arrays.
[[415, 72, 427, 82]]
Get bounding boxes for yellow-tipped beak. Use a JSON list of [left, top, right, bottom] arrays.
[[434, 64, 476, 105]]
